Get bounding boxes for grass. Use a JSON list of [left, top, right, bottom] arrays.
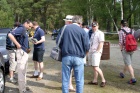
[[84, 64, 140, 93], [43, 59, 140, 93]]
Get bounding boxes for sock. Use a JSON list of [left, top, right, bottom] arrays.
[[34, 70, 39, 76], [10, 77, 13, 80], [39, 72, 43, 78]]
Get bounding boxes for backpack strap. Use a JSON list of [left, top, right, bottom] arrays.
[[121, 29, 132, 35]]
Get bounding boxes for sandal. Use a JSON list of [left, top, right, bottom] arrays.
[[69, 88, 76, 92], [88, 81, 98, 85], [100, 82, 106, 87]]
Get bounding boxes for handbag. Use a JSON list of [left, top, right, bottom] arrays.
[[50, 25, 67, 61]]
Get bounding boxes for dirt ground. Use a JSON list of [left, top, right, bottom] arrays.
[[4, 34, 140, 93], [5, 34, 63, 93]]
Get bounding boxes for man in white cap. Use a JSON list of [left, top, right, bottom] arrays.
[[57, 15, 89, 93], [63, 15, 73, 25], [62, 15, 76, 92]]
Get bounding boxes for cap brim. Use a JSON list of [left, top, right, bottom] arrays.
[[63, 19, 72, 21]]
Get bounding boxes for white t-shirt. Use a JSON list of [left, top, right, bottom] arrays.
[[89, 30, 104, 53]]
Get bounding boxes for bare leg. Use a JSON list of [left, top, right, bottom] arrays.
[[9, 70, 14, 78], [93, 67, 98, 82], [127, 65, 135, 78], [69, 69, 75, 90], [33, 61, 39, 76], [123, 65, 127, 74], [94, 66, 106, 82], [38, 62, 44, 78]]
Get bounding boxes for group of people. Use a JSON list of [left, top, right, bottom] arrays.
[[7, 20, 45, 93], [56, 15, 106, 93], [6, 15, 137, 93], [56, 15, 137, 93]]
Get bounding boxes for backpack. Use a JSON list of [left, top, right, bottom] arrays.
[[121, 29, 137, 52], [6, 28, 17, 50], [6, 26, 25, 50]]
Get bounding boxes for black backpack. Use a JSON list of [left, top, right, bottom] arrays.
[[6, 28, 17, 50], [6, 26, 25, 50]]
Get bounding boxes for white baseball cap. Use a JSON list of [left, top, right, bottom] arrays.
[[63, 15, 73, 21]]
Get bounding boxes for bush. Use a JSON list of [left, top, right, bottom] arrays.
[[105, 34, 119, 40]]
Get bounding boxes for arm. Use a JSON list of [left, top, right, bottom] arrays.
[[119, 31, 123, 51], [83, 33, 90, 54], [8, 33, 21, 49], [96, 42, 104, 52], [34, 36, 45, 45], [96, 32, 104, 52]]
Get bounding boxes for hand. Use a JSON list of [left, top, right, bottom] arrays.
[[96, 51, 99, 53], [16, 44, 21, 49], [96, 51, 101, 53], [34, 41, 38, 45]]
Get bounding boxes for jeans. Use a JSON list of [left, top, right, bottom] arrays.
[[62, 56, 84, 93]]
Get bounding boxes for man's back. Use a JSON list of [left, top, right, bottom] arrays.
[[60, 24, 89, 58]]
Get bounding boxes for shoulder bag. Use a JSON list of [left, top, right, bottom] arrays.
[[50, 25, 66, 62]]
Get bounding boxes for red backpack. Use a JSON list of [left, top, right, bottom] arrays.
[[122, 29, 137, 52]]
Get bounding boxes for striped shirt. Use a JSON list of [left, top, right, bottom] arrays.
[[119, 27, 134, 50]]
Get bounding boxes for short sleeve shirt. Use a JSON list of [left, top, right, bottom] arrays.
[[89, 30, 104, 53], [33, 27, 45, 50], [11, 25, 29, 52]]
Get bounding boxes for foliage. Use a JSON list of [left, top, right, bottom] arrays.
[[0, 0, 140, 32]]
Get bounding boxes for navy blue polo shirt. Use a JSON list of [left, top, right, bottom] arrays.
[[11, 25, 29, 53], [33, 27, 45, 50]]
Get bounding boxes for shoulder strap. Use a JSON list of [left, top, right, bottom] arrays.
[[121, 29, 132, 35], [57, 25, 67, 47]]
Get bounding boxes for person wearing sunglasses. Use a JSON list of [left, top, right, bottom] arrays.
[[87, 22, 106, 87]]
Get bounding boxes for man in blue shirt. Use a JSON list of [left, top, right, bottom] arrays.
[[57, 15, 89, 93], [30, 21, 45, 81], [8, 20, 33, 93]]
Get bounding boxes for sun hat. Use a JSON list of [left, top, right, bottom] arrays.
[[63, 15, 73, 21]]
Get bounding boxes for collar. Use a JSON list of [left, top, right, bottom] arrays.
[[35, 26, 40, 31], [73, 23, 80, 26]]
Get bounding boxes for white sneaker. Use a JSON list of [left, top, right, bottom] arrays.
[[23, 90, 33, 93], [9, 78, 17, 83]]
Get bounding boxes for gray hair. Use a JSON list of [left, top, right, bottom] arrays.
[[72, 15, 83, 24]]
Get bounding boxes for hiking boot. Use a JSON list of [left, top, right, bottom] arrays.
[[9, 78, 17, 83], [120, 72, 125, 78], [128, 78, 136, 85]]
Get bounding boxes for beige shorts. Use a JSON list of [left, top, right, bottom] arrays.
[[88, 52, 101, 66], [8, 50, 17, 71]]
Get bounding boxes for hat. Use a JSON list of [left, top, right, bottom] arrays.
[[92, 22, 98, 27], [63, 15, 73, 21], [121, 20, 127, 24]]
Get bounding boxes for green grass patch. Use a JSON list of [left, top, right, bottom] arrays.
[[84, 64, 140, 93]]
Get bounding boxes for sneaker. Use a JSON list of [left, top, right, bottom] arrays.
[[23, 89, 33, 93], [9, 78, 17, 83], [120, 72, 125, 78], [128, 78, 136, 84], [23, 90, 33, 93]]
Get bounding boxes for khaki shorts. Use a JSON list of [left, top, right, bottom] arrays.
[[8, 50, 17, 71], [88, 52, 101, 66]]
